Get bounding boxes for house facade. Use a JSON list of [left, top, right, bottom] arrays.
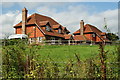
[[14, 8, 110, 44], [73, 20, 110, 44], [14, 8, 72, 43]]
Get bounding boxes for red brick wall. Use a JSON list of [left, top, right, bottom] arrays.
[[26, 26, 34, 38], [15, 26, 44, 38], [85, 33, 103, 42], [35, 26, 44, 37], [96, 36, 102, 42], [16, 28, 22, 34], [92, 36, 96, 41]]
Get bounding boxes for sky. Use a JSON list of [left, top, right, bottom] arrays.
[[0, 1, 119, 39]]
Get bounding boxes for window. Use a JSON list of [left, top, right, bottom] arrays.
[[46, 25, 51, 31], [58, 28, 61, 33], [92, 33, 96, 37], [30, 38, 36, 43], [51, 37, 55, 44], [104, 36, 106, 39], [38, 37, 43, 42]]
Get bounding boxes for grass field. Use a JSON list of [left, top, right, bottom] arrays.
[[36, 45, 116, 62], [2, 43, 118, 78]]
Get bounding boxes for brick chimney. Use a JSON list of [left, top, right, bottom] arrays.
[[80, 20, 84, 35], [22, 7, 28, 34]]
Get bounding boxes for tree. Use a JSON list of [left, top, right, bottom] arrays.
[[106, 33, 119, 41]]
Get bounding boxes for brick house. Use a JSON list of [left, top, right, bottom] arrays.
[[73, 20, 110, 44], [14, 8, 72, 43]]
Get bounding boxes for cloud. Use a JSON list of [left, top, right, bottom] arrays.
[[36, 5, 118, 34], [36, 5, 90, 33], [1, 12, 17, 38], [87, 9, 118, 33], [1, 11, 26, 38], [1, 3, 118, 39]]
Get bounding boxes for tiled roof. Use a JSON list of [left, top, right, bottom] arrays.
[[73, 24, 102, 35], [64, 34, 73, 39], [14, 13, 70, 38], [14, 14, 36, 27], [39, 21, 49, 26], [73, 35, 90, 41], [73, 24, 110, 42], [62, 27, 70, 33], [101, 32, 106, 35], [52, 24, 61, 29], [85, 24, 102, 35], [73, 29, 80, 35]]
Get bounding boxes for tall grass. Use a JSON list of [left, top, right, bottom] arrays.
[[1, 40, 119, 79]]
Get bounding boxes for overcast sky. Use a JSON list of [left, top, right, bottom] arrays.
[[0, 1, 119, 39]]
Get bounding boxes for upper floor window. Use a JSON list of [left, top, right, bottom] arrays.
[[92, 33, 96, 37], [104, 36, 106, 39], [58, 28, 62, 33], [46, 25, 51, 31], [64, 31, 67, 34]]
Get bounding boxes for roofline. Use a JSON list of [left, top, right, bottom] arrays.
[[34, 22, 45, 35], [44, 34, 64, 38], [96, 33, 104, 42], [85, 24, 102, 33], [14, 24, 35, 28]]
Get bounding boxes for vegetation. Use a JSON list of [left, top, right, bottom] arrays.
[[106, 33, 119, 41], [1, 40, 119, 79]]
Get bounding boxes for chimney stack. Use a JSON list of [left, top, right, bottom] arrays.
[[80, 20, 84, 35], [22, 7, 28, 34]]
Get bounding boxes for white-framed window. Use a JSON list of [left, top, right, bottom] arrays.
[[64, 31, 68, 34], [58, 28, 61, 33], [38, 37, 43, 42], [29, 38, 36, 43], [51, 37, 55, 44], [31, 38, 35, 40], [92, 33, 96, 37], [104, 36, 106, 39], [46, 25, 51, 31]]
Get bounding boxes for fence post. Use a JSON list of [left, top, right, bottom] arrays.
[[68, 40, 70, 45]]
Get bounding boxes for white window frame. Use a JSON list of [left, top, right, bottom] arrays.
[[38, 37, 43, 42], [92, 33, 96, 37], [51, 37, 55, 44], [58, 28, 61, 33], [104, 36, 106, 39], [46, 25, 51, 31]]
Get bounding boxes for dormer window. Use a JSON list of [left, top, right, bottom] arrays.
[[92, 33, 96, 37], [46, 25, 51, 31], [64, 31, 67, 34], [58, 28, 61, 33], [103, 36, 106, 39]]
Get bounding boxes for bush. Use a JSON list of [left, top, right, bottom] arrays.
[[1, 41, 119, 79]]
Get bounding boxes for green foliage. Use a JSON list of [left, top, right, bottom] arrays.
[[1, 41, 118, 79], [106, 33, 119, 41], [2, 39, 28, 46]]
